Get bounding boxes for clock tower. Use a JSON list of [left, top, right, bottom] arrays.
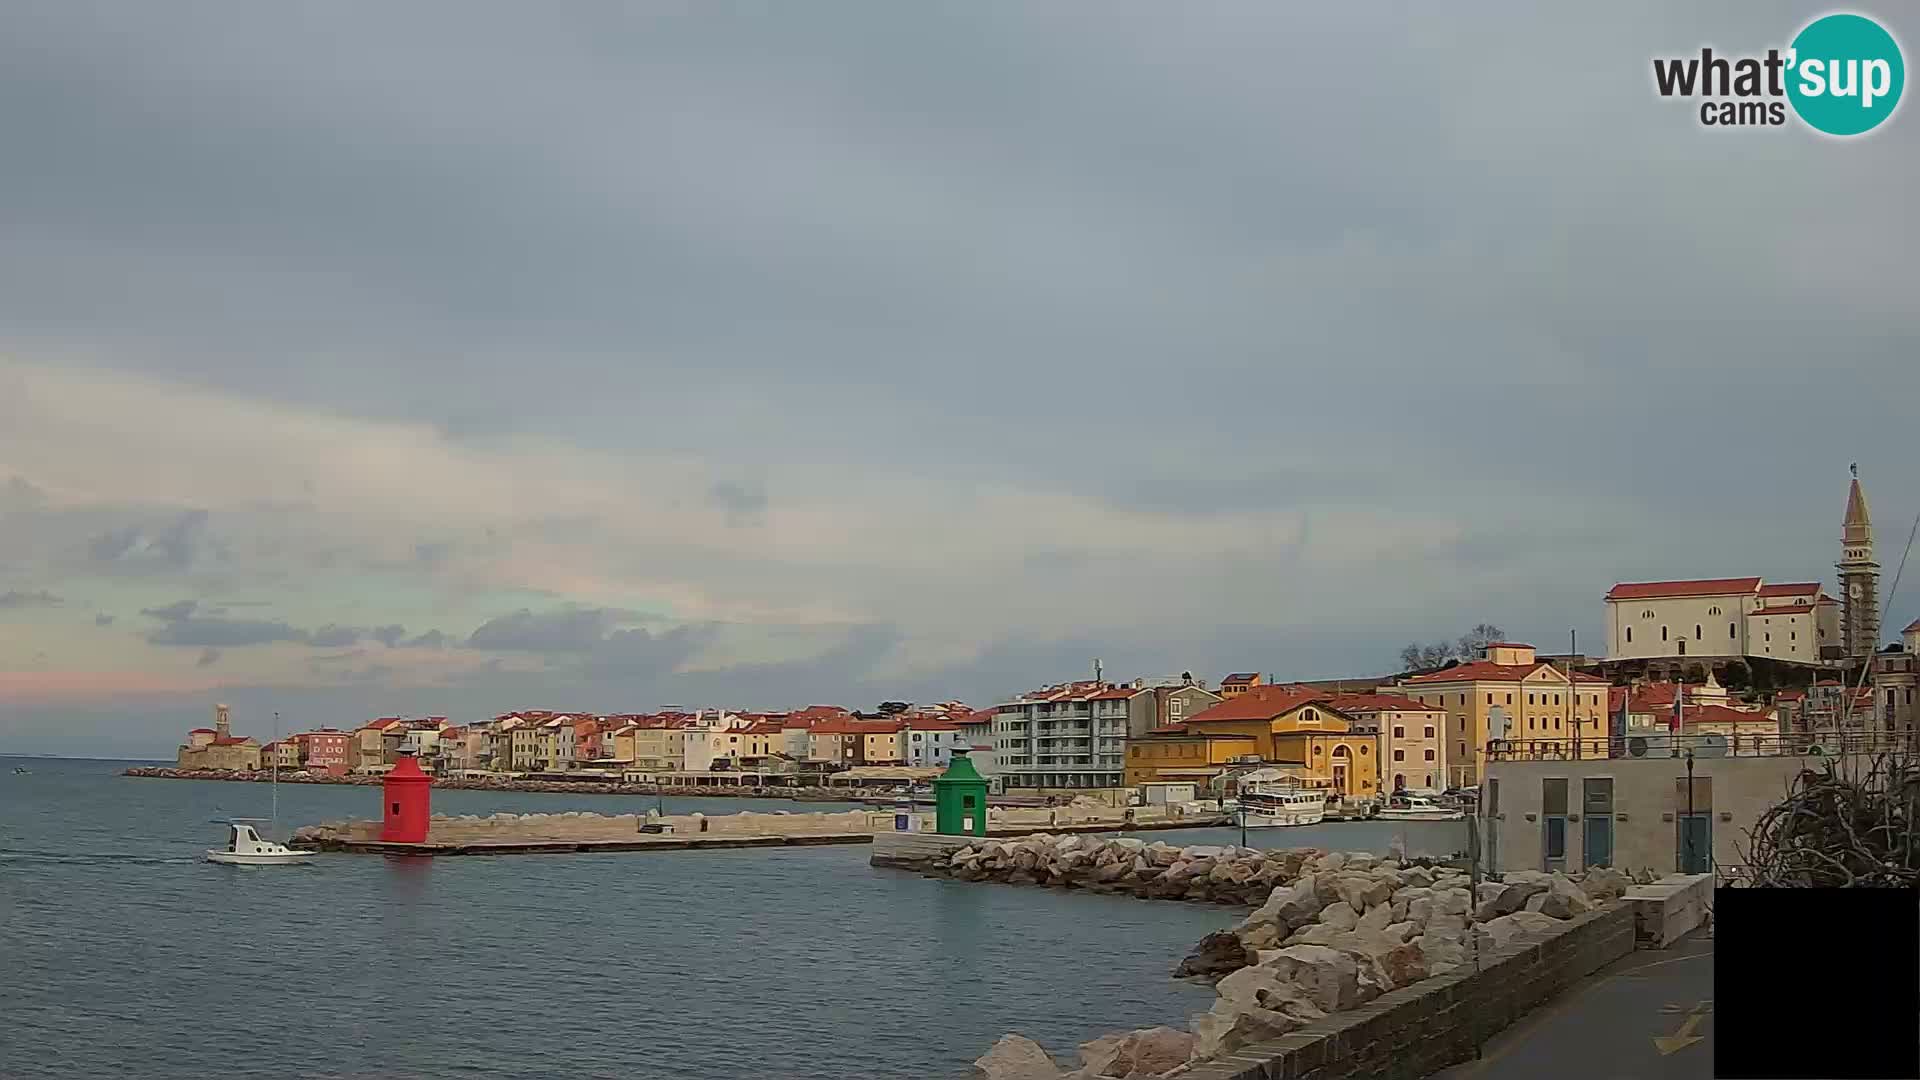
[[1837, 464, 1881, 660]]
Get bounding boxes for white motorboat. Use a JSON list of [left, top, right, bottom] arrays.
[[1376, 794, 1464, 822], [206, 820, 316, 865], [1235, 770, 1328, 828]]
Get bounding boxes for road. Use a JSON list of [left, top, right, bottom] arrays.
[[1432, 929, 1715, 1080]]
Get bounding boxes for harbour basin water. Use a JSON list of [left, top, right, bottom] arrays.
[[0, 758, 1467, 1079]]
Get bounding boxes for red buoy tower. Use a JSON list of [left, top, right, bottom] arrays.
[[381, 753, 432, 843]]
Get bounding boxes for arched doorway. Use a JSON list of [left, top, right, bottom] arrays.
[[1330, 744, 1351, 794], [1394, 772, 1406, 791]]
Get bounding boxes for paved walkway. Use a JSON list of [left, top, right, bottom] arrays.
[[1432, 929, 1715, 1080]]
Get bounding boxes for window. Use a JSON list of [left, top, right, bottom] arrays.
[[1553, 694, 1561, 705], [1506, 693, 1513, 705], [1486, 693, 1494, 704], [1359, 745, 1369, 755], [1661, 626, 1669, 641], [1555, 718, 1562, 730], [1695, 625, 1702, 640], [1626, 626, 1632, 643], [1424, 749, 1435, 761], [1313, 745, 1323, 755], [1528, 717, 1536, 730], [1426, 773, 1434, 787], [1708, 606, 1721, 616], [1393, 725, 1405, 738], [1459, 694, 1466, 706], [1528, 693, 1536, 705], [1730, 623, 1737, 639], [1642, 609, 1654, 619], [1424, 725, 1436, 738], [1394, 749, 1405, 761], [1765, 633, 1771, 643]]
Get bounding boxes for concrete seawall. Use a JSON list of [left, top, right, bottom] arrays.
[[1181, 904, 1639, 1080]]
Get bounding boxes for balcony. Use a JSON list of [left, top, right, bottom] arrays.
[[1486, 733, 1908, 762]]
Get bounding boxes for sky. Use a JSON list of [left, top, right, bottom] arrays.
[[3, 3, 1916, 757]]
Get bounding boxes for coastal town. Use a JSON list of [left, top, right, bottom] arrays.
[[157, 471, 1918, 829]]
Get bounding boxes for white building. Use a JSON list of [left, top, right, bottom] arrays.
[[900, 718, 966, 768], [991, 681, 1134, 790], [680, 711, 746, 772], [1604, 577, 1839, 664]]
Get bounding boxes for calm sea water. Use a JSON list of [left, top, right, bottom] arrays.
[[0, 757, 1465, 1079]]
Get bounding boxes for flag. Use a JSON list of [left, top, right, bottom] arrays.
[[1670, 689, 1684, 735]]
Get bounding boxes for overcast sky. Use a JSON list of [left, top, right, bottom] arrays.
[[3, 2, 1916, 756]]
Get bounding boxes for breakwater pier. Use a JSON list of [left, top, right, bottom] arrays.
[[291, 805, 1230, 856]]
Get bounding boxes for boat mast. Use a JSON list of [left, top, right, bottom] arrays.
[[272, 710, 280, 831]]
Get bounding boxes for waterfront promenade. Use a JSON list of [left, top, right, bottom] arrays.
[[1431, 929, 1714, 1080]]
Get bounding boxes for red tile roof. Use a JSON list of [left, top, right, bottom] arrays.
[[1757, 582, 1821, 597], [1905, 618, 1920, 634], [902, 718, 962, 732], [1183, 686, 1333, 723], [1324, 692, 1446, 714], [1606, 577, 1762, 601], [1221, 672, 1260, 684], [1406, 661, 1607, 685], [188, 728, 216, 735], [809, 717, 904, 736], [743, 721, 786, 735], [1002, 681, 1140, 706]]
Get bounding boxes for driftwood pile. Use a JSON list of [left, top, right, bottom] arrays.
[[1737, 753, 1920, 887]]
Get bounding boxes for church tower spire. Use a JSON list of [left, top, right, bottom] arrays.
[[1838, 464, 1881, 659]]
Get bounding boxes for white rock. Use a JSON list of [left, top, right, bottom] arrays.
[[1259, 944, 1361, 1013], [1355, 903, 1394, 936], [1318, 900, 1360, 931], [974, 1034, 1061, 1080], [1538, 875, 1597, 919]]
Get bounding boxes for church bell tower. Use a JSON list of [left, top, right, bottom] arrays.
[[1838, 464, 1881, 660]]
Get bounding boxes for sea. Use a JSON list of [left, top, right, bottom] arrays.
[[0, 756, 1468, 1079]]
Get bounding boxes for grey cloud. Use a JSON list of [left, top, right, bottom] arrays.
[[581, 624, 715, 680], [709, 482, 768, 526], [3, 475, 49, 512], [83, 509, 222, 570], [140, 599, 199, 622], [196, 647, 222, 667], [466, 607, 623, 652], [402, 628, 450, 649], [148, 615, 308, 647], [95, 612, 115, 626], [307, 624, 365, 648], [0, 589, 63, 609], [370, 624, 407, 647]]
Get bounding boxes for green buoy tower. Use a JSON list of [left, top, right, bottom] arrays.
[[933, 748, 989, 836]]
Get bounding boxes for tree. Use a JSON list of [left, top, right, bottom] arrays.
[[1456, 623, 1506, 660], [1397, 622, 1507, 673]]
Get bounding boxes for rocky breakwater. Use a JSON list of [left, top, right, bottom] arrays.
[[970, 852, 1637, 1079], [292, 807, 892, 848], [933, 836, 1319, 906]]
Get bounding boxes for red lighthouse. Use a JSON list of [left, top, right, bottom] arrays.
[[381, 753, 432, 843]]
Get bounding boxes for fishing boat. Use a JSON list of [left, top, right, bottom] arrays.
[[204, 709, 314, 865], [1234, 770, 1328, 828], [207, 819, 317, 865], [1376, 793, 1464, 821]]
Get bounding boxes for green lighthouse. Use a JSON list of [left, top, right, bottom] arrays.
[[932, 748, 989, 836]]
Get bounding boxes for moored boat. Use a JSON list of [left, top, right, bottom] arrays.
[[206, 820, 317, 865], [1234, 770, 1328, 828], [1375, 793, 1464, 821]]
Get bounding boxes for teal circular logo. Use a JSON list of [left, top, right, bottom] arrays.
[[1787, 14, 1905, 136]]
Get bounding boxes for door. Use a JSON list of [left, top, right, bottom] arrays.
[[1582, 777, 1615, 869], [1583, 814, 1613, 869], [1679, 814, 1711, 873], [1542, 777, 1568, 873]]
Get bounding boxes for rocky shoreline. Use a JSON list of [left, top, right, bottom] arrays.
[[963, 840, 1643, 1079], [121, 766, 860, 801]]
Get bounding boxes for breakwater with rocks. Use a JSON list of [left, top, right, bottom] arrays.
[[124, 766, 862, 800], [958, 841, 1641, 1079]]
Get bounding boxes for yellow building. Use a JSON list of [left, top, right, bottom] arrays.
[[1218, 672, 1263, 699], [1398, 643, 1610, 788], [1123, 730, 1260, 787], [175, 704, 263, 771], [1142, 686, 1381, 797], [628, 724, 688, 772]]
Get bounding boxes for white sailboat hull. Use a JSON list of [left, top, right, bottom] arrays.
[[206, 848, 317, 865], [1237, 804, 1328, 828], [1375, 808, 1464, 822]]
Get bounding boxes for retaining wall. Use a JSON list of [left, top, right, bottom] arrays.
[[1181, 904, 1637, 1080]]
